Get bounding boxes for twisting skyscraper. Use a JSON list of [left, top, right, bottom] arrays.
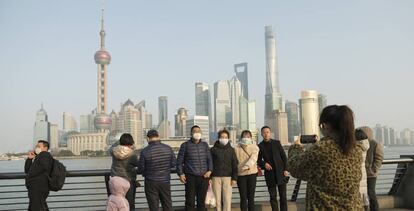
[[264, 26, 283, 127]]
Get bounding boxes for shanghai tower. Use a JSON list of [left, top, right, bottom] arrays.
[[264, 26, 283, 127]]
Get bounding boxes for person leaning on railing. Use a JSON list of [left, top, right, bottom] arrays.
[[288, 105, 364, 210], [108, 133, 139, 211], [358, 126, 384, 211]]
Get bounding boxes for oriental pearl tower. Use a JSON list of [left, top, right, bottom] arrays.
[[94, 7, 112, 132]]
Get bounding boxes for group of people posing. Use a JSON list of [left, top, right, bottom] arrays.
[[25, 104, 384, 211]]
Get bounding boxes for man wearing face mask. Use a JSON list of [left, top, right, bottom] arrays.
[[25, 140, 53, 211], [210, 129, 238, 211], [177, 125, 213, 211]]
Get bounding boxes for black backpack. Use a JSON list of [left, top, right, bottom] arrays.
[[48, 158, 66, 191]]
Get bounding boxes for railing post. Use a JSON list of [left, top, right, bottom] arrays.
[[105, 174, 110, 196], [291, 179, 301, 202], [389, 155, 411, 195]]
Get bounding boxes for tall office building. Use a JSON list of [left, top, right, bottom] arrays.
[[230, 76, 242, 128], [50, 124, 59, 150], [389, 128, 396, 145], [158, 96, 170, 139], [374, 124, 384, 145], [116, 99, 144, 149], [93, 6, 112, 132], [400, 129, 412, 145], [33, 103, 50, 147], [286, 101, 300, 143], [80, 110, 96, 134], [63, 112, 78, 132], [186, 116, 210, 144], [274, 110, 289, 145], [264, 26, 283, 127], [195, 82, 211, 116], [234, 63, 249, 100], [299, 90, 320, 136], [214, 80, 231, 132], [318, 94, 327, 114], [175, 107, 188, 137]]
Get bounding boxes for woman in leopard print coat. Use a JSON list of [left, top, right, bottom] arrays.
[[288, 105, 363, 211]]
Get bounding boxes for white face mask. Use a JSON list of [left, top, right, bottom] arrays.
[[219, 138, 229, 146], [35, 147, 42, 155], [240, 138, 253, 145], [192, 133, 202, 140]]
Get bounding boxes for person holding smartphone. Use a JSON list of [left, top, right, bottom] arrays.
[[288, 105, 363, 210], [25, 140, 53, 211]]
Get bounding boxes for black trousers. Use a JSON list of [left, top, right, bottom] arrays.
[[144, 180, 173, 211], [367, 177, 379, 211], [126, 181, 136, 211], [185, 174, 209, 211], [237, 174, 257, 211], [28, 188, 49, 211], [267, 183, 287, 211]]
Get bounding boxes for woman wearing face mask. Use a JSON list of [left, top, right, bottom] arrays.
[[288, 105, 363, 210], [210, 129, 238, 211], [234, 130, 259, 211]]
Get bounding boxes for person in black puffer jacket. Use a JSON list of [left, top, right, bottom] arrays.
[[138, 129, 176, 211], [210, 129, 238, 211]]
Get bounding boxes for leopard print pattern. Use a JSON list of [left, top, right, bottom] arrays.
[[288, 137, 363, 211]]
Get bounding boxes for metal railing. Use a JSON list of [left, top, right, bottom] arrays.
[[0, 156, 412, 211]]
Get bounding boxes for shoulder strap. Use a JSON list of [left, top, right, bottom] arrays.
[[241, 145, 251, 157]]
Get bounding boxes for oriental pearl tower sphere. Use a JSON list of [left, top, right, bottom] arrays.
[[94, 7, 112, 132]]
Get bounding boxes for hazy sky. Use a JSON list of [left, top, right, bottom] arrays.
[[1, 0, 413, 153]]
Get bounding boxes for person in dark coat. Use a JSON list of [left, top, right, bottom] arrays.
[[177, 125, 213, 211], [109, 133, 139, 210], [138, 129, 176, 211], [25, 140, 53, 211], [210, 129, 238, 211], [258, 126, 289, 211]]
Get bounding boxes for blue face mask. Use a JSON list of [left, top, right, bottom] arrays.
[[240, 138, 253, 145]]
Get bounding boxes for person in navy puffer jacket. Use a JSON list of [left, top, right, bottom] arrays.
[[138, 129, 176, 211], [177, 125, 213, 211]]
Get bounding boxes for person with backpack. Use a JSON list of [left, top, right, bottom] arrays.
[[177, 125, 213, 211], [25, 140, 53, 211], [235, 130, 259, 211], [109, 133, 139, 210]]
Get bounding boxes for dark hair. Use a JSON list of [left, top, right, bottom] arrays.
[[241, 130, 252, 138], [218, 129, 230, 138], [319, 105, 356, 154], [119, 133, 134, 146], [190, 125, 201, 133], [261, 126, 271, 132], [355, 129, 368, 141], [38, 140, 49, 149], [146, 129, 159, 139]]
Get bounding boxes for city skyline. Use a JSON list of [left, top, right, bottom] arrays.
[[1, 0, 414, 153]]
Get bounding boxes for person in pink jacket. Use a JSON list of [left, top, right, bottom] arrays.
[[107, 176, 131, 211]]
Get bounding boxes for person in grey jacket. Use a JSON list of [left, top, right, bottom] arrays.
[[138, 129, 176, 211], [109, 133, 139, 211], [177, 125, 213, 211], [359, 126, 384, 211]]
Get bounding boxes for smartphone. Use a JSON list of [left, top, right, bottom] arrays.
[[300, 135, 318, 144]]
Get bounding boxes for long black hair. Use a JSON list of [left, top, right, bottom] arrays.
[[319, 105, 356, 154]]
